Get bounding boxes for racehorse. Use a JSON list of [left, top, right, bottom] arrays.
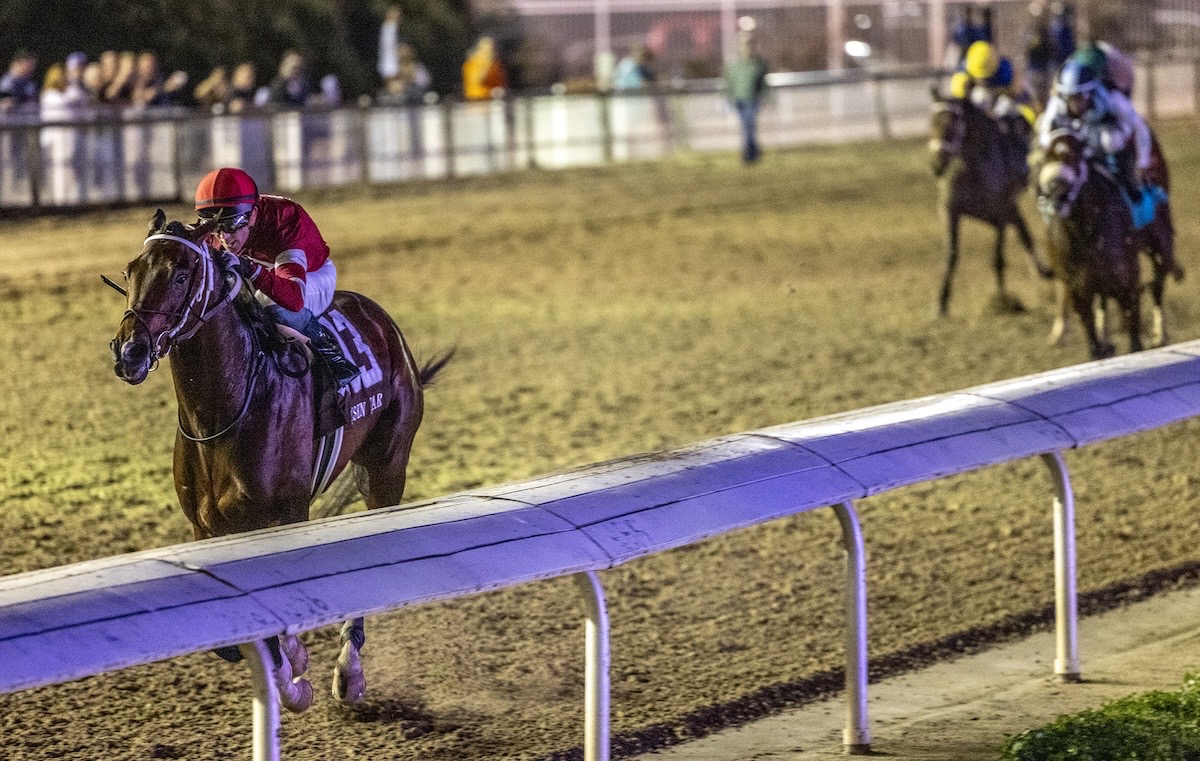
[[1043, 130, 1179, 349], [110, 210, 450, 713], [929, 90, 1051, 315], [1037, 132, 1156, 359]]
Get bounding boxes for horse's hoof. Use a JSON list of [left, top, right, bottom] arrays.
[[282, 678, 314, 713], [280, 634, 309, 677], [989, 292, 1026, 315], [333, 641, 366, 704]]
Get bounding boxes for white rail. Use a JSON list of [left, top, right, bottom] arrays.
[[5, 341, 1200, 759]]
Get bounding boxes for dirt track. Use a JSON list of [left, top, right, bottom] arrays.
[[2, 123, 1200, 760]]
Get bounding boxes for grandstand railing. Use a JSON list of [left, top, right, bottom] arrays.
[[2, 56, 1192, 212], [4, 342, 1200, 760]]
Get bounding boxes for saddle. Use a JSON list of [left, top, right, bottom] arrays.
[[276, 324, 347, 439]]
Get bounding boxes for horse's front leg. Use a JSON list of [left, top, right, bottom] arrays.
[[1013, 213, 1052, 280], [333, 618, 367, 704], [1048, 279, 1070, 345], [938, 209, 961, 317], [1074, 292, 1114, 360], [1118, 292, 1144, 354]]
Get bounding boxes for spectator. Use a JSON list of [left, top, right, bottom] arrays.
[[613, 46, 654, 91], [319, 74, 342, 107], [228, 62, 258, 113], [948, 6, 992, 66], [1024, 7, 1054, 106], [104, 51, 136, 104], [378, 5, 406, 86], [131, 51, 187, 108], [724, 31, 769, 164], [82, 62, 105, 102], [64, 52, 89, 104], [463, 36, 506, 100], [194, 66, 231, 111], [381, 43, 431, 105], [0, 50, 40, 113], [40, 62, 91, 202], [1049, 1, 1076, 69], [269, 51, 314, 108], [40, 63, 88, 203]]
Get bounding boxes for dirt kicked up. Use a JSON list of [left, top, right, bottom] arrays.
[[2, 121, 1200, 760]]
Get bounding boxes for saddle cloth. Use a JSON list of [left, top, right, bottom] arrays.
[[1123, 185, 1168, 230]]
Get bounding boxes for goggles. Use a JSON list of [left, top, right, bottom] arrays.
[[199, 207, 253, 234]]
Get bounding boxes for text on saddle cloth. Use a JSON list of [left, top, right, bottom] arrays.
[[307, 309, 387, 498], [322, 309, 386, 416]]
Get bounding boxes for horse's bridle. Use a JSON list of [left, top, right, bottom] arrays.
[[115, 233, 263, 444], [116, 233, 240, 366]]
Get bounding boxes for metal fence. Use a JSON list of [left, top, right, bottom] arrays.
[[2, 57, 1198, 212]]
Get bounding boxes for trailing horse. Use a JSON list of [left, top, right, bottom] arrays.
[[1042, 130, 1180, 350], [110, 211, 450, 713], [929, 90, 1051, 315], [1036, 132, 1161, 360]]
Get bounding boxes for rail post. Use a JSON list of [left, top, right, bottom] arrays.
[[441, 100, 457, 179], [598, 91, 614, 163], [1041, 451, 1081, 682], [833, 501, 871, 754], [575, 571, 611, 761], [26, 123, 42, 209], [239, 640, 281, 761], [871, 72, 893, 140], [524, 95, 539, 169]]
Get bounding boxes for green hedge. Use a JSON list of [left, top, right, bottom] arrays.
[[1002, 674, 1200, 761]]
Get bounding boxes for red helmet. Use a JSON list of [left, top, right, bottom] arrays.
[[195, 167, 259, 224]]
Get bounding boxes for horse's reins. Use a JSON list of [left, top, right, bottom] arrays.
[[126, 233, 263, 444]]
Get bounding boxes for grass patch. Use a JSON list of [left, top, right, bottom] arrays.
[[1002, 674, 1200, 760]]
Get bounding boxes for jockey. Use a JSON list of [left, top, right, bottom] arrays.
[[950, 42, 1038, 127], [194, 167, 360, 386], [1037, 57, 1181, 278], [1037, 57, 1151, 204]]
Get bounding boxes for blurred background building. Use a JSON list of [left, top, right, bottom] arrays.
[[475, 0, 1200, 88]]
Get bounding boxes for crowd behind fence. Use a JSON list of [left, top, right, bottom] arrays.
[[2, 58, 1199, 212]]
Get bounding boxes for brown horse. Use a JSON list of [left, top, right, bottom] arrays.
[[1037, 132, 1154, 360], [929, 91, 1051, 315], [1043, 130, 1180, 349], [110, 210, 450, 712]]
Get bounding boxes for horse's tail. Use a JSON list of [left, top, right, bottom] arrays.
[[417, 348, 455, 388]]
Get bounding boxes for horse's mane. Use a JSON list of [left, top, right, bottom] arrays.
[[153, 218, 291, 356], [231, 285, 292, 356]]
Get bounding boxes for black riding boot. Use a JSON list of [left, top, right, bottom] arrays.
[[301, 318, 359, 387]]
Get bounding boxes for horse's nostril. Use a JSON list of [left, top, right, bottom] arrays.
[[123, 341, 148, 362]]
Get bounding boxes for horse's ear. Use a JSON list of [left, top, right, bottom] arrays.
[[192, 216, 218, 238], [147, 209, 166, 238]]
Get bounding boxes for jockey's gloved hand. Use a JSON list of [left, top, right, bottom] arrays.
[[234, 256, 262, 282]]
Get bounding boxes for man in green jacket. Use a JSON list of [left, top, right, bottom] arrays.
[[724, 31, 769, 164]]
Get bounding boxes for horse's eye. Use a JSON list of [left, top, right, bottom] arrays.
[[174, 272, 189, 286]]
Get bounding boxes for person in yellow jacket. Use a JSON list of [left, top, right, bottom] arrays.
[[463, 36, 507, 100]]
